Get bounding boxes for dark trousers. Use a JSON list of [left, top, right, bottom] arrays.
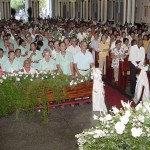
[[130, 63, 136, 95]]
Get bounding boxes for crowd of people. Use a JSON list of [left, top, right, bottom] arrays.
[[0, 18, 150, 94]]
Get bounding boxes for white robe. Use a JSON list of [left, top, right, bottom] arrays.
[[133, 66, 150, 104], [92, 68, 107, 111]]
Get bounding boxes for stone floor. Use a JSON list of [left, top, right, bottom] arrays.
[[0, 103, 96, 150]]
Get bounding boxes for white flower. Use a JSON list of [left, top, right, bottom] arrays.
[[125, 110, 131, 117], [74, 82, 77, 85], [138, 115, 145, 123], [131, 127, 142, 138], [30, 79, 33, 81], [105, 114, 112, 121], [93, 130, 106, 138], [93, 114, 98, 120], [121, 101, 131, 109], [53, 76, 55, 79], [70, 80, 74, 86], [115, 122, 125, 134], [112, 106, 120, 114], [16, 77, 20, 82], [0, 79, 3, 83], [99, 117, 104, 122], [135, 103, 142, 111], [2, 75, 6, 80], [80, 79, 84, 83], [120, 115, 129, 125], [41, 77, 44, 80]]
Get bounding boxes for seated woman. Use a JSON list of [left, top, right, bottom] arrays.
[[38, 49, 57, 72], [2, 51, 22, 74], [56, 42, 74, 76], [27, 42, 43, 69], [23, 59, 37, 74], [111, 40, 125, 85]]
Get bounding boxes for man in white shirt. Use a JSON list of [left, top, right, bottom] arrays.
[[74, 41, 94, 76], [129, 39, 145, 95], [66, 37, 81, 56]]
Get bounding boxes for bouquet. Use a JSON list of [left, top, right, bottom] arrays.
[[76, 100, 150, 150]]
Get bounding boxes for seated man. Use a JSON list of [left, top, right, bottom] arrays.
[[74, 41, 94, 76], [15, 48, 26, 67], [2, 51, 22, 74], [23, 59, 37, 74], [0, 48, 8, 66], [66, 37, 81, 56], [38, 49, 57, 72]]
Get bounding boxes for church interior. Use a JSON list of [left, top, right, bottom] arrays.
[[0, 0, 150, 150]]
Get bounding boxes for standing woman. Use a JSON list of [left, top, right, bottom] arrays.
[[111, 40, 124, 85], [56, 42, 74, 76], [99, 35, 110, 75]]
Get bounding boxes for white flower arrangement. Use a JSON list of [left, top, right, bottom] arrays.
[[76, 100, 150, 150], [0, 72, 93, 88], [68, 30, 77, 39]]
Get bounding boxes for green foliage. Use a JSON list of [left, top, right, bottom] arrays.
[[39, 0, 47, 10], [0, 72, 92, 123], [11, 0, 25, 12]]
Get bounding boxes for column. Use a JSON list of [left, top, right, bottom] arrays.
[[101, 0, 103, 22], [35, 1, 37, 19], [37, 1, 40, 18], [69, 1, 71, 18], [131, 0, 135, 25], [97, 0, 100, 21], [83, 0, 85, 19], [104, 0, 107, 23], [4, 2, 7, 20], [59, 2, 62, 17], [88, 0, 91, 20], [127, 0, 131, 23], [123, 0, 127, 24]]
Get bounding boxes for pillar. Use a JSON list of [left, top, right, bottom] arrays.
[[131, 0, 135, 25], [97, 0, 101, 21], [101, 0, 104, 22], [123, 0, 126, 24], [127, 0, 131, 23], [104, 0, 107, 23]]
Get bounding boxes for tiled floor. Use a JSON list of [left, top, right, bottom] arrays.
[[0, 103, 95, 150]]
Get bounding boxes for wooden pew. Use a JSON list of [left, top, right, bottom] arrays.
[[118, 60, 130, 91]]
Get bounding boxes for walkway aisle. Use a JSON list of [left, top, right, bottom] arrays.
[[0, 84, 134, 150]]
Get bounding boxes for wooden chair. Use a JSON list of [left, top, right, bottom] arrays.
[[105, 55, 113, 82], [118, 60, 130, 91]]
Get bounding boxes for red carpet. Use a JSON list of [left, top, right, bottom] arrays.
[[105, 84, 136, 109]]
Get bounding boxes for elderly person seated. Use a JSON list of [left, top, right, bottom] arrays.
[[2, 51, 22, 74], [22, 59, 37, 74], [38, 49, 56, 72]]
